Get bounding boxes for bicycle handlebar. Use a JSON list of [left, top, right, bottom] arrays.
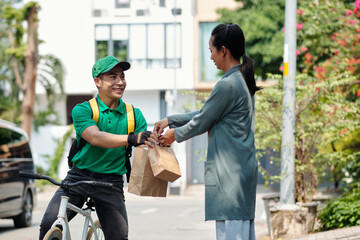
[[19, 171, 113, 188]]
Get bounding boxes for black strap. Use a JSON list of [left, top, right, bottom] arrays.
[[125, 145, 133, 183]]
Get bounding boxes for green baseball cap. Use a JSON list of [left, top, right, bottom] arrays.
[[92, 56, 131, 78]]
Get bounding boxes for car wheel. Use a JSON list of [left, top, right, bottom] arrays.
[[13, 190, 33, 228]]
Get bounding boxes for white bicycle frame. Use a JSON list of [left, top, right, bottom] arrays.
[[50, 195, 100, 240]]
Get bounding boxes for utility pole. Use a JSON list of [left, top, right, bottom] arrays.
[[280, 0, 297, 207], [172, 0, 178, 115]]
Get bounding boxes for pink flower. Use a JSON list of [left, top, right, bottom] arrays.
[[332, 33, 339, 40], [351, 20, 357, 25], [305, 53, 313, 63], [334, 49, 338, 55], [349, 58, 356, 65], [300, 46, 308, 52], [346, 9, 353, 16], [356, 0, 360, 8], [296, 9, 303, 16], [279, 65, 284, 71], [296, 49, 300, 55], [340, 129, 348, 135], [282, 27, 285, 32], [296, 23, 304, 30], [341, 39, 346, 46]]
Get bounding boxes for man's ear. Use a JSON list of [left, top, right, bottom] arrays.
[[94, 77, 101, 88]]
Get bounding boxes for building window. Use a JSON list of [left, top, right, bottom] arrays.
[[166, 23, 181, 69], [159, 0, 165, 8], [95, 23, 181, 68], [147, 24, 165, 68], [199, 22, 219, 82], [95, 25, 110, 59], [115, 0, 130, 8], [129, 24, 147, 68], [112, 25, 129, 61]]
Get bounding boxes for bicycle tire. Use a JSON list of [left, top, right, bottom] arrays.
[[86, 219, 105, 240], [43, 227, 62, 240]]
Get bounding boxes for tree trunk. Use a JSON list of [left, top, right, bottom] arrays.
[[20, 4, 40, 137]]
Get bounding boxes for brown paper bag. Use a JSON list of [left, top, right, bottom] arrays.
[[147, 145, 182, 182], [128, 146, 168, 197]]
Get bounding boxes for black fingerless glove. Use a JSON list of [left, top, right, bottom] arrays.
[[127, 131, 151, 147]]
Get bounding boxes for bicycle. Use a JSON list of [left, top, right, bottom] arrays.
[[19, 171, 113, 240]]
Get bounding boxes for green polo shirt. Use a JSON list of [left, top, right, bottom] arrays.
[[71, 95, 147, 175]]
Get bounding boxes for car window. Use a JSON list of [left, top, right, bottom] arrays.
[[0, 127, 12, 159], [0, 126, 32, 159]]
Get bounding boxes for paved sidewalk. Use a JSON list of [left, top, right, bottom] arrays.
[[290, 226, 360, 240]]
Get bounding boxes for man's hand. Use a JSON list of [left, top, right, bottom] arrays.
[[127, 131, 152, 147]]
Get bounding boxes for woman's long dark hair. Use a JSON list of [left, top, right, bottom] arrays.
[[211, 23, 261, 96]]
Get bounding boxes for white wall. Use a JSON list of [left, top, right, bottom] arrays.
[[30, 125, 71, 171], [122, 90, 160, 126], [36, 0, 95, 95]]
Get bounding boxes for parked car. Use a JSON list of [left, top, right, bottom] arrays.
[[0, 119, 37, 228]]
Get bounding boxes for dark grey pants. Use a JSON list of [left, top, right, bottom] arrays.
[[39, 166, 128, 240], [216, 220, 255, 240]]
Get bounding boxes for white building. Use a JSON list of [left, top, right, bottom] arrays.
[[29, 0, 242, 193]]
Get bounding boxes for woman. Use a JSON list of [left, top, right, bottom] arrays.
[[153, 23, 260, 240]]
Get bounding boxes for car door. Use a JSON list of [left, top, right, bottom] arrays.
[[0, 125, 31, 217]]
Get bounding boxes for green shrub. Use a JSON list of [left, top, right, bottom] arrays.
[[318, 186, 360, 230]]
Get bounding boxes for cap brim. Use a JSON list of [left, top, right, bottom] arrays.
[[115, 61, 131, 71]]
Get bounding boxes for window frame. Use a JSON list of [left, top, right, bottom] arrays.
[[94, 23, 181, 69]]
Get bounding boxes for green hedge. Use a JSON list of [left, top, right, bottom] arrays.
[[318, 187, 360, 230]]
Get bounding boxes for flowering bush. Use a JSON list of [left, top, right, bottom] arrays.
[[257, 0, 360, 202], [256, 70, 359, 202]]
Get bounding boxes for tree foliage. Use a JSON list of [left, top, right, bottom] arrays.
[[0, 1, 65, 136], [256, 71, 359, 202], [255, 0, 360, 202], [217, 0, 285, 79]]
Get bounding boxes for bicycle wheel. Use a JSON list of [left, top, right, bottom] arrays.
[[43, 227, 62, 240], [86, 219, 105, 240]]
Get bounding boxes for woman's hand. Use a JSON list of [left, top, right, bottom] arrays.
[[159, 128, 176, 146], [153, 117, 169, 137]]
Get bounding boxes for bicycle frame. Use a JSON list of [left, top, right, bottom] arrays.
[[50, 196, 100, 240], [18, 171, 111, 240]]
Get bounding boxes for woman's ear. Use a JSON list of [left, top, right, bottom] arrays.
[[222, 46, 226, 57]]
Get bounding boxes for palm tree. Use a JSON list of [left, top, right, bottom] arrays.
[[1, 1, 64, 136]]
